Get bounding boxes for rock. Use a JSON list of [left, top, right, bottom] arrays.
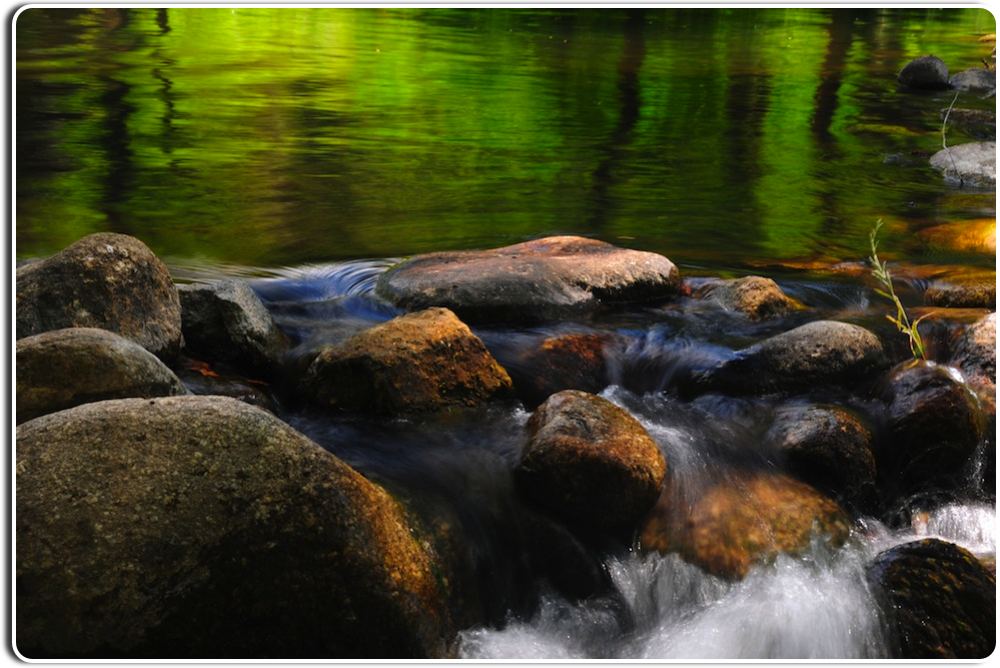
[[867, 539, 995, 659], [694, 276, 802, 320], [897, 55, 950, 90], [764, 404, 876, 509], [699, 321, 888, 394], [951, 313, 996, 387], [941, 108, 996, 140], [640, 471, 850, 580], [375, 236, 681, 323], [949, 67, 996, 92], [918, 218, 996, 255], [16, 328, 188, 424], [512, 333, 611, 407], [177, 279, 288, 377], [16, 233, 182, 359], [929, 141, 996, 188], [304, 307, 512, 414], [15, 396, 451, 658], [877, 361, 983, 496], [175, 357, 282, 414], [925, 279, 996, 309], [515, 390, 666, 535]]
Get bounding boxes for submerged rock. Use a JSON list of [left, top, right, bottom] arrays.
[[516, 390, 666, 535], [695, 275, 802, 320], [764, 404, 876, 510], [867, 538, 995, 659], [15, 396, 451, 658], [918, 218, 996, 255], [513, 333, 612, 407], [929, 141, 996, 188], [177, 279, 288, 377], [640, 471, 850, 580], [16, 328, 187, 424], [304, 307, 512, 414], [698, 321, 887, 394], [877, 361, 983, 496], [16, 233, 182, 358], [375, 236, 681, 323], [175, 357, 282, 414], [949, 67, 996, 92], [941, 108, 996, 140], [897, 55, 950, 90]]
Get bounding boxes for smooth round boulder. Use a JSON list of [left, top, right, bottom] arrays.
[[512, 333, 611, 407], [304, 307, 512, 414], [15, 396, 451, 658], [16, 233, 182, 358], [929, 141, 996, 188], [515, 390, 667, 535], [867, 538, 995, 659], [897, 55, 950, 89], [375, 236, 681, 323], [877, 361, 983, 496], [177, 279, 288, 377], [764, 404, 876, 509], [16, 328, 187, 424], [699, 321, 887, 394], [949, 67, 995, 92], [640, 471, 850, 580], [694, 276, 802, 320]]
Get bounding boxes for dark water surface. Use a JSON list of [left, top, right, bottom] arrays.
[[16, 7, 996, 271]]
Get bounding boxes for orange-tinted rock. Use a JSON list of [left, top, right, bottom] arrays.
[[514, 333, 611, 407], [376, 236, 680, 323], [695, 276, 803, 320], [304, 307, 512, 414], [918, 219, 996, 255], [640, 471, 850, 580], [516, 390, 666, 535]]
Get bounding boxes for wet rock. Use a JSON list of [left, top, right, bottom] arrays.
[[699, 321, 887, 395], [925, 278, 996, 309], [16, 233, 182, 358], [16, 328, 188, 424], [175, 357, 282, 414], [897, 55, 950, 90], [15, 396, 451, 658], [929, 141, 996, 188], [867, 538, 995, 659], [376, 236, 681, 323], [177, 279, 288, 377], [941, 108, 996, 140], [694, 276, 802, 320], [513, 333, 611, 407], [764, 404, 876, 510], [304, 307, 512, 414], [950, 313, 996, 416], [918, 218, 996, 255], [516, 390, 666, 535], [877, 361, 983, 496], [949, 67, 996, 92], [640, 471, 850, 580]]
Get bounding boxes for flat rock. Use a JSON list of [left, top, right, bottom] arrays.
[[516, 390, 667, 535], [949, 67, 996, 92], [16, 233, 182, 358], [929, 141, 996, 188], [375, 236, 681, 323], [925, 279, 996, 309], [15, 396, 451, 658], [16, 328, 188, 424], [694, 276, 802, 320], [867, 538, 995, 659], [304, 307, 512, 414], [898, 55, 950, 90]]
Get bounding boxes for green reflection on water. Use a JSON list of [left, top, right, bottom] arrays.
[[15, 7, 996, 271]]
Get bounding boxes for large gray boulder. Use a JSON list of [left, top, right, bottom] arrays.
[[698, 321, 887, 394], [376, 236, 681, 323], [16, 396, 452, 658], [929, 141, 996, 188], [16, 233, 183, 359], [177, 279, 288, 376], [16, 328, 187, 424]]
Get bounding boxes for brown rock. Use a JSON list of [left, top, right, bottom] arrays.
[[16, 233, 182, 358], [951, 313, 996, 415], [16, 328, 188, 424], [640, 471, 850, 580], [304, 307, 512, 414], [513, 333, 611, 407], [15, 396, 451, 658], [516, 390, 666, 535], [376, 236, 680, 323], [695, 276, 803, 320], [925, 280, 996, 309]]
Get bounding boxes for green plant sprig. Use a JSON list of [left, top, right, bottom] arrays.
[[868, 219, 931, 361]]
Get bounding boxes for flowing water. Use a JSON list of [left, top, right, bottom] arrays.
[[15, 7, 996, 660]]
